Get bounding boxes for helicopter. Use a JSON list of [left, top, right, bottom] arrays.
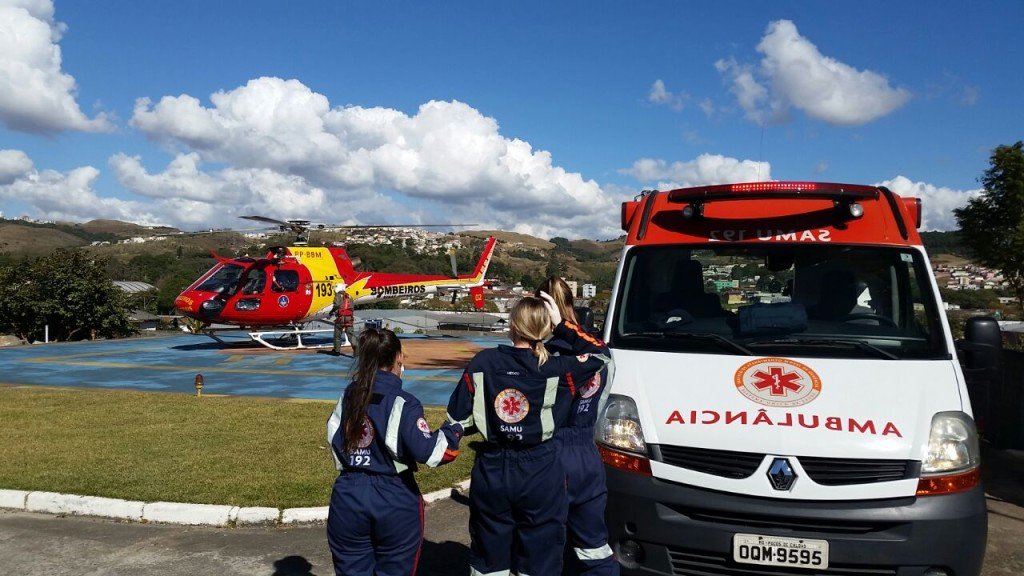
[[173, 216, 496, 349]]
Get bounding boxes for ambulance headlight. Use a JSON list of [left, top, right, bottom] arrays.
[[921, 412, 979, 475], [597, 395, 647, 455]]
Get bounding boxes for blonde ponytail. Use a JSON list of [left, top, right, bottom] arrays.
[[531, 340, 550, 366], [510, 297, 554, 367]]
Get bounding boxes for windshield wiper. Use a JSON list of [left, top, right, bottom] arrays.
[[745, 337, 899, 360], [623, 331, 754, 356]]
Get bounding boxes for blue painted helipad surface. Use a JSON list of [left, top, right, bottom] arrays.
[[0, 333, 506, 406]]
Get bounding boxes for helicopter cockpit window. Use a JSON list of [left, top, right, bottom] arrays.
[[195, 264, 244, 294], [241, 269, 267, 295], [272, 270, 300, 293]]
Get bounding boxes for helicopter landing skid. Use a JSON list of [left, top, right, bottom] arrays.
[[248, 327, 349, 351]]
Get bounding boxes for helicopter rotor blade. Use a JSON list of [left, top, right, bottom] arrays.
[[240, 215, 291, 227]]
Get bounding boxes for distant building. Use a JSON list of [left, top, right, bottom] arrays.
[[565, 280, 579, 297], [581, 283, 597, 298]]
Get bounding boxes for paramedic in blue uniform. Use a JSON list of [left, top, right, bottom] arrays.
[[537, 277, 618, 576], [326, 327, 463, 576], [447, 294, 612, 576]]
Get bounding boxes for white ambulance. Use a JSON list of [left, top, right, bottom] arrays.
[[597, 182, 1000, 576]]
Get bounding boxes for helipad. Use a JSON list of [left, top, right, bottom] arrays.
[[0, 332, 506, 406]]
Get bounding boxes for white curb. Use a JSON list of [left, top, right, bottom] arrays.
[[25, 492, 145, 521], [0, 490, 29, 510], [0, 478, 470, 527], [422, 487, 454, 504], [143, 502, 237, 526], [281, 506, 329, 524], [235, 507, 281, 526]]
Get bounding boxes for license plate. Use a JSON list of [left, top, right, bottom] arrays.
[[733, 533, 829, 569]]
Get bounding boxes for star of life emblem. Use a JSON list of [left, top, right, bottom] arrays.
[[579, 373, 602, 399], [734, 357, 821, 407], [357, 416, 375, 449], [494, 388, 530, 424], [416, 417, 431, 434]]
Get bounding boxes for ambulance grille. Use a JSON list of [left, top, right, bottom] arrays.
[[654, 445, 763, 479], [668, 548, 898, 576], [799, 457, 918, 486], [653, 445, 919, 486]]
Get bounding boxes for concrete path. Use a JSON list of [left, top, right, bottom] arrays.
[[0, 495, 472, 576], [2, 477, 1023, 575]]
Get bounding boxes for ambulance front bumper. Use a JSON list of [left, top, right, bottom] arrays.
[[604, 466, 987, 576]]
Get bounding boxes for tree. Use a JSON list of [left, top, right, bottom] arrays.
[[0, 249, 135, 342], [955, 141, 1024, 313], [549, 237, 571, 250]]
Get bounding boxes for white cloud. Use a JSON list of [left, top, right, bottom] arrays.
[[124, 77, 622, 238], [0, 151, 158, 223], [718, 20, 910, 126], [648, 79, 688, 111], [620, 153, 771, 190], [877, 175, 981, 231], [0, 149, 34, 184], [0, 0, 112, 134]]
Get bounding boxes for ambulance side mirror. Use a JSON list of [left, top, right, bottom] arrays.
[[957, 316, 1002, 383], [574, 306, 600, 337]]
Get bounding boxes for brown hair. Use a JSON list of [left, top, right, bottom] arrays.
[[510, 296, 553, 366], [536, 276, 577, 325], [341, 328, 402, 453]]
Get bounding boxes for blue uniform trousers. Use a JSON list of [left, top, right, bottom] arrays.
[[469, 441, 568, 576], [327, 472, 424, 576], [557, 427, 619, 576]]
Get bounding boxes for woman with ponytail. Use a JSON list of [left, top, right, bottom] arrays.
[[326, 328, 463, 576], [537, 277, 618, 576], [447, 293, 611, 576]]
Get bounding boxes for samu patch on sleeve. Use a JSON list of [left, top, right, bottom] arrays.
[[577, 353, 590, 363], [417, 417, 431, 437]]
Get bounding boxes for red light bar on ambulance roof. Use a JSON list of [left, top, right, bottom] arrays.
[[667, 181, 880, 203]]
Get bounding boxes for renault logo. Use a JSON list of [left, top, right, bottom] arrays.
[[767, 458, 797, 491]]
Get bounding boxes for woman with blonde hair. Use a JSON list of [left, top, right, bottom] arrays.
[[537, 277, 618, 575], [447, 293, 611, 576]]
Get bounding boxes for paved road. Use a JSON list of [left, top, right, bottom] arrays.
[[2, 475, 1023, 576], [0, 496, 472, 576]]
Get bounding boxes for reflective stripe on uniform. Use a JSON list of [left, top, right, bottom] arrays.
[[471, 372, 488, 440], [448, 410, 473, 431], [470, 569, 510, 576], [425, 430, 451, 467], [574, 544, 614, 561], [385, 396, 405, 457], [327, 397, 344, 470], [539, 376, 559, 441], [385, 396, 409, 473]]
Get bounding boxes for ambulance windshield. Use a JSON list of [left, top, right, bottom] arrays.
[[611, 245, 948, 360]]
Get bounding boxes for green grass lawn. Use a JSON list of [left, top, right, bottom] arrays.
[[0, 386, 475, 509]]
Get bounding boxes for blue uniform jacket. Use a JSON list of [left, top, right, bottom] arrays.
[[545, 336, 610, 429], [447, 320, 611, 447], [328, 371, 463, 475]]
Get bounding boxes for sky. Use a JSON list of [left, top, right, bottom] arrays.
[[0, 0, 1021, 240]]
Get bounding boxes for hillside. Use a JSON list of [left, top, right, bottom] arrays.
[[0, 218, 969, 315], [0, 224, 88, 255]]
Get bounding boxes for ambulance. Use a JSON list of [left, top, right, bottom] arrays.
[[596, 182, 1001, 576]]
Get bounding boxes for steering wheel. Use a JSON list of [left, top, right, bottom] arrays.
[[838, 313, 898, 327]]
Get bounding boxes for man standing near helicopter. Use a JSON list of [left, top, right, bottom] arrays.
[[329, 285, 356, 356]]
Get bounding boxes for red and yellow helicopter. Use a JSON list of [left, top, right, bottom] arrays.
[[173, 217, 496, 349]]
